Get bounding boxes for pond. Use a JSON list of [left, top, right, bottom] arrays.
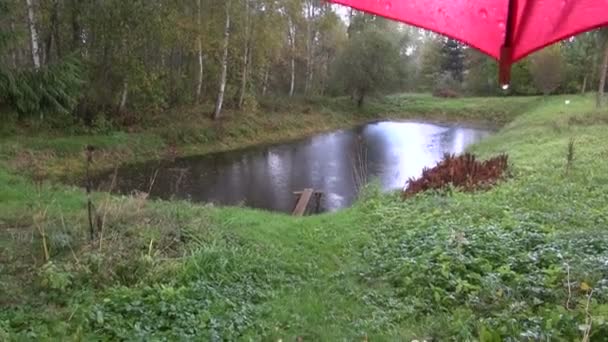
[[92, 121, 491, 213]]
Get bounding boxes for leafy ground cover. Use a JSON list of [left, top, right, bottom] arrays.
[[1, 95, 608, 340]]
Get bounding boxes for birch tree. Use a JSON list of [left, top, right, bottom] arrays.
[[25, 0, 41, 69], [237, 0, 251, 109], [195, 0, 204, 103], [287, 16, 296, 97], [304, 0, 318, 95], [213, 0, 231, 120]]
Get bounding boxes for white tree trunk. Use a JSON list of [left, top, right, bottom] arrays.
[[288, 17, 296, 97], [25, 0, 41, 69], [213, 1, 231, 120], [262, 67, 270, 96], [237, 0, 250, 109], [195, 0, 204, 103], [119, 80, 129, 113], [597, 42, 608, 108], [289, 56, 295, 97], [581, 75, 588, 94]]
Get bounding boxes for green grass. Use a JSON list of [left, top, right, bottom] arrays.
[[1, 94, 608, 340]]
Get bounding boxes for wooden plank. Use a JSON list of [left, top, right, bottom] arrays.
[[292, 188, 314, 216], [293, 190, 323, 195]]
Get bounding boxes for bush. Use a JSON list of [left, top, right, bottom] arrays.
[[403, 153, 509, 197], [433, 72, 461, 98]]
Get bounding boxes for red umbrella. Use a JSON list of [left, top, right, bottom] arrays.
[[328, 0, 608, 86]]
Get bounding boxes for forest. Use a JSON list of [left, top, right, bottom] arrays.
[[2, 0, 608, 340], [2, 0, 608, 129]]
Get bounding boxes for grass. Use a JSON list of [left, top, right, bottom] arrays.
[[1, 94, 608, 340]]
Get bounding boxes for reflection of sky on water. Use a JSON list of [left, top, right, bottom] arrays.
[[97, 121, 491, 213]]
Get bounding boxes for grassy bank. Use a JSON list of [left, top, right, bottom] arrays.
[[0, 94, 537, 181], [2, 95, 608, 340]]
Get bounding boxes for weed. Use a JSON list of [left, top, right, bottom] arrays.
[[566, 137, 576, 174]]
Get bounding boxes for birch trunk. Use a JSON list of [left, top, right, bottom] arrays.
[[195, 0, 204, 103], [581, 75, 588, 94], [262, 67, 270, 96], [289, 55, 295, 97], [596, 42, 608, 108], [119, 80, 128, 114], [237, 0, 250, 109], [287, 17, 296, 97], [25, 0, 41, 69], [213, 1, 231, 120]]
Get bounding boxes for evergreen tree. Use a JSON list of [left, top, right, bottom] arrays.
[[440, 38, 465, 82]]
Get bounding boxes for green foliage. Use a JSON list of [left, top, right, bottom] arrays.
[[530, 45, 564, 95], [330, 27, 404, 106], [440, 38, 465, 82], [510, 60, 536, 95], [416, 37, 443, 91], [433, 71, 461, 96], [38, 262, 73, 294], [464, 50, 498, 96], [1, 56, 84, 120]]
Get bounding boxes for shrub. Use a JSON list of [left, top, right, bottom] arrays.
[[433, 72, 461, 98], [403, 153, 509, 198]]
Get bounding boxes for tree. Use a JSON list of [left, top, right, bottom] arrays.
[[213, 0, 231, 120], [440, 38, 465, 82], [529, 45, 563, 96], [331, 27, 402, 107], [463, 50, 498, 96], [562, 33, 597, 94], [24, 0, 41, 69], [597, 28, 608, 108], [286, 15, 297, 97], [195, 0, 204, 103], [416, 36, 442, 91]]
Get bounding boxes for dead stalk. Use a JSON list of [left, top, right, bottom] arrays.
[[565, 262, 572, 310], [33, 208, 50, 262], [351, 139, 368, 192], [148, 169, 159, 195], [99, 167, 119, 251], [582, 289, 594, 342], [148, 238, 154, 257]]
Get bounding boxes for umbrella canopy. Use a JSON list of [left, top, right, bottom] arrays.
[[328, 0, 608, 85]]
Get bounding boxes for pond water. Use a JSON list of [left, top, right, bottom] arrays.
[[92, 121, 491, 213]]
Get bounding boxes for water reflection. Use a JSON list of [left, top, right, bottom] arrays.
[[93, 121, 490, 213]]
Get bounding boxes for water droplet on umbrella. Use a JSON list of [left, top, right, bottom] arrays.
[[498, 21, 505, 30], [478, 8, 488, 19], [384, 1, 392, 10], [501, 84, 509, 90]]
